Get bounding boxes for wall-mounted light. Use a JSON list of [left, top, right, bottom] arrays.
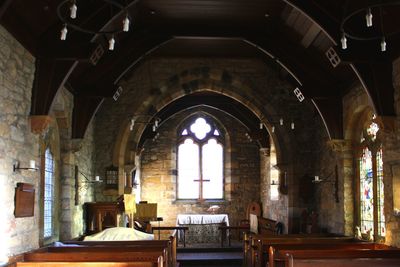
[[13, 160, 39, 172]]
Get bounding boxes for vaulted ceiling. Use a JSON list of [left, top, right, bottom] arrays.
[[1, 0, 399, 141]]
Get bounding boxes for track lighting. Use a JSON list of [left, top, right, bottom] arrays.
[[60, 24, 68, 40]]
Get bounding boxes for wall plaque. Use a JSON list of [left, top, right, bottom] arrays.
[[15, 183, 35, 217]]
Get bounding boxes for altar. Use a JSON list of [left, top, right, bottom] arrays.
[[176, 214, 229, 244]]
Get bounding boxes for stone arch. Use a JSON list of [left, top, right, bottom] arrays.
[[113, 67, 290, 172]]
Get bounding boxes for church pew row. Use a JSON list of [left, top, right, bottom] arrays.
[[22, 249, 167, 266], [63, 235, 177, 267], [274, 249, 400, 267], [16, 257, 163, 267], [18, 238, 176, 267], [268, 243, 398, 267], [243, 233, 357, 267]]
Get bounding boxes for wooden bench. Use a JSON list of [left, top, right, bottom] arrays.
[[18, 238, 176, 267], [63, 236, 177, 267], [243, 233, 356, 267], [269, 243, 397, 267], [277, 249, 400, 267], [17, 256, 163, 267]]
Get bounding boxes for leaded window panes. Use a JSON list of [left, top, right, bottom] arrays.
[[177, 117, 224, 200], [44, 148, 54, 238], [360, 147, 374, 234], [358, 119, 385, 241], [377, 148, 385, 237]]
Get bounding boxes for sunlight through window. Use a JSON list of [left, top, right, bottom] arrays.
[[177, 116, 224, 200]]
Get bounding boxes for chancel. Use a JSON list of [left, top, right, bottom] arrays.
[[2, 1, 400, 267]]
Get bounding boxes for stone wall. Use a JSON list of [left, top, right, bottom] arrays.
[[140, 107, 260, 228], [385, 58, 400, 247], [94, 57, 326, 233], [0, 25, 38, 262], [53, 88, 96, 240], [0, 25, 96, 264]]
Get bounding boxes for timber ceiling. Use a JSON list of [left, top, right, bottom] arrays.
[[1, 0, 400, 142]]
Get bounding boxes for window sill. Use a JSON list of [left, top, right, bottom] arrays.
[[172, 199, 227, 205]]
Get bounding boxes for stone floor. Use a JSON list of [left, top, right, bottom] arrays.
[[177, 243, 243, 267]]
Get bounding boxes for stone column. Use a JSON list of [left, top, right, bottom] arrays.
[[375, 115, 400, 246], [259, 147, 270, 217], [327, 139, 353, 236], [59, 139, 81, 240]]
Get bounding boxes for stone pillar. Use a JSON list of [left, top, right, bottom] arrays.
[[327, 139, 353, 236], [59, 139, 81, 240], [259, 147, 270, 217], [375, 115, 400, 247]]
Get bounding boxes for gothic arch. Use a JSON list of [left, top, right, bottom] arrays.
[[113, 67, 291, 172]]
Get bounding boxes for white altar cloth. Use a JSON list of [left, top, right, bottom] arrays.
[[176, 214, 229, 226], [176, 214, 230, 243]]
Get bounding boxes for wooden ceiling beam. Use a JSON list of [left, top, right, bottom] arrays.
[[31, 58, 78, 115], [301, 23, 321, 48], [351, 62, 395, 116], [283, 0, 340, 44], [0, 0, 13, 20], [72, 96, 103, 138], [312, 97, 343, 140], [285, 0, 396, 118]]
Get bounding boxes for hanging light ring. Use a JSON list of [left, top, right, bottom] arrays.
[[341, 1, 400, 41], [57, 0, 137, 35]]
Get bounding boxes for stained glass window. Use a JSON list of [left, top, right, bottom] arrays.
[[377, 147, 385, 237], [44, 148, 55, 238], [360, 147, 374, 234], [359, 119, 385, 240], [177, 117, 223, 200]]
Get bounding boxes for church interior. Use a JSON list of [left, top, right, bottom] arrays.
[[2, 0, 400, 266]]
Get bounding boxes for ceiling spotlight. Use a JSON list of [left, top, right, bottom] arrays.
[[70, 2, 77, 19], [109, 36, 115, 51], [123, 15, 130, 32], [279, 118, 284, 126], [60, 24, 68, 40], [365, 7, 373, 27], [291, 122, 295, 130], [271, 126, 275, 133], [259, 122, 263, 129], [129, 118, 135, 131], [381, 37, 386, 52], [341, 32, 347, 50]]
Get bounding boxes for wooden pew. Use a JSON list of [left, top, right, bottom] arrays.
[[244, 233, 356, 267], [269, 243, 397, 267], [277, 249, 400, 267], [17, 256, 163, 267], [63, 235, 177, 266], [19, 239, 174, 267]]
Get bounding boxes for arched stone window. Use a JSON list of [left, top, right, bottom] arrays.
[[43, 148, 55, 238], [358, 118, 385, 241], [177, 116, 224, 200]]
